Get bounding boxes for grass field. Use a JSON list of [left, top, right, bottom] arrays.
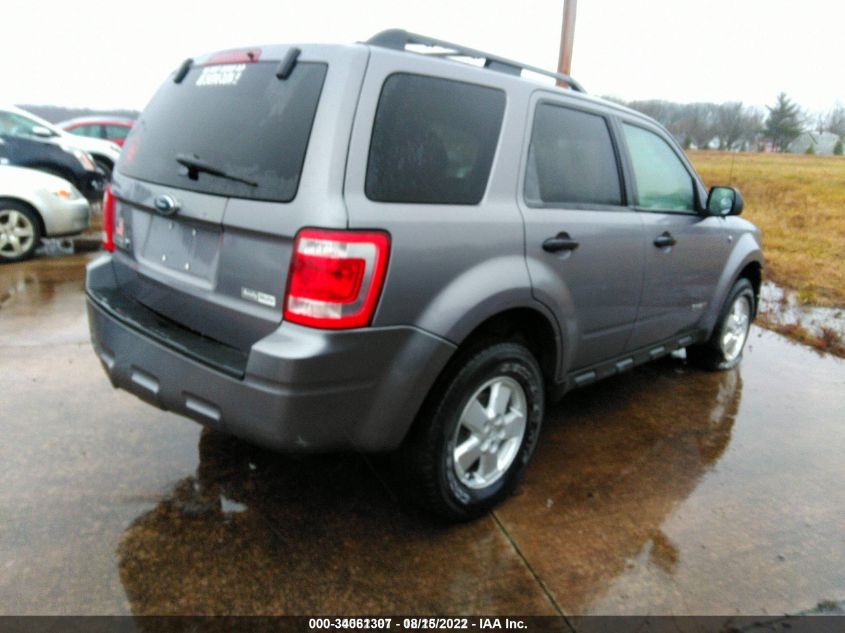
[[688, 150, 845, 307]]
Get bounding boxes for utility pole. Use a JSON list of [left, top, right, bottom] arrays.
[[557, 0, 577, 87]]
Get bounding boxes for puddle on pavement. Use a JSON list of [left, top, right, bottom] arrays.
[[500, 329, 845, 615], [1, 256, 844, 615], [758, 280, 845, 340], [0, 252, 94, 346], [114, 431, 555, 615]]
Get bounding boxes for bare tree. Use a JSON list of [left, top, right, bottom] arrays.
[[739, 108, 764, 150], [686, 103, 719, 149], [716, 102, 745, 150], [824, 103, 845, 138]]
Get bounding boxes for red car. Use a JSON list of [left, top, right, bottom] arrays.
[[58, 116, 134, 147]]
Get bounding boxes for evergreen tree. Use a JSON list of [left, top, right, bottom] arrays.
[[834, 138, 844, 156], [764, 93, 803, 152]]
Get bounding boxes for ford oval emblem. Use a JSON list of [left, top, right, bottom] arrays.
[[153, 194, 180, 217]]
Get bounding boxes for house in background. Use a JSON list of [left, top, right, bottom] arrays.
[[788, 131, 841, 155]]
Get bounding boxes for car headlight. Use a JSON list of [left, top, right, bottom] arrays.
[[62, 146, 97, 171]]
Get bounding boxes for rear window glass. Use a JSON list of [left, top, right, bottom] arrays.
[[119, 61, 327, 202], [525, 104, 622, 206], [366, 73, 505, 205]]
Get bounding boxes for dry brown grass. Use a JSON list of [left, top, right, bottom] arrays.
[[688, 150, 845, 307]]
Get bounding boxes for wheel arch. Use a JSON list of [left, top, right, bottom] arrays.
[[408, 305, 562, 432], [700, 234, 763, 334], [88, 153, 114, 171], [737, 260, 762, 317], [0, 196, 46, 238], [453, 307, 561, 391]]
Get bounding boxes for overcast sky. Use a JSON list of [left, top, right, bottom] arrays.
[[4, 0, 843, 114]]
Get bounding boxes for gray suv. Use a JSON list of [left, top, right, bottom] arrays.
[[86, 30, 763, 520]]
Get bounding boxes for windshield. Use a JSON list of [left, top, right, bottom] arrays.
[[0, 110, 59, 139], [118, 61, 327, 202]]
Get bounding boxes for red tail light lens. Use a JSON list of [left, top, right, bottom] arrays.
[[284, 229, 390, 329], [101, 185, 115, 252], [207, 48, 262, 65]]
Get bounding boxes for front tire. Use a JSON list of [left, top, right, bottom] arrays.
[[687, 278, 755, 371], [401, 341, 545, 521], [0, 202, 42, 263]]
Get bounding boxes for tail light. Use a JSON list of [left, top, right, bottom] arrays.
[[206, 48, 262, 65], [283, 229, 390, 329], [101, 184, 115, 252]]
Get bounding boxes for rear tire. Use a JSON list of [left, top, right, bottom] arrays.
[[687, 278, 755, 371], [0, 201, 42, 263], [400, 341, 545, 521]]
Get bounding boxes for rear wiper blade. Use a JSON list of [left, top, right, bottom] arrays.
[[176, 154, 257, 187]]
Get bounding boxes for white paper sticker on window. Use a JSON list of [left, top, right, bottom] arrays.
[[195, 64, 246, 87]]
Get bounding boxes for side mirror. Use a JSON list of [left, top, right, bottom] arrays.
[[707, 186, 744, 216], [31, 125, 55, 138]]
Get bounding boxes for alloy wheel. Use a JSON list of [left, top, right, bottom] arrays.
[[452, 376, 527, 490], [721, 295, 751, 362], [0, 209, 36, 259]]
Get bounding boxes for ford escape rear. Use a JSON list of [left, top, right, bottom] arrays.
[[87, 30, 763, 520]]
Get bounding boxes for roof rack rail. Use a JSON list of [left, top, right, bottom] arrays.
[[366, 29, 585, 93]]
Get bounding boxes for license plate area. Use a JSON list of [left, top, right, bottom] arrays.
[[141, 215, 221, 282]]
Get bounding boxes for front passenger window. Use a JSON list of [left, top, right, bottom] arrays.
[[622, 123, 694, 212]]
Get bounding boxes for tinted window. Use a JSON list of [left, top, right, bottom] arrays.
[[622, 123, 694, 212], [525, 104, 621, 206], [106, 125, 131, 140], [119, 62, 327, 202], [72, 124, 102, 138], [366, 74, 505, 204]]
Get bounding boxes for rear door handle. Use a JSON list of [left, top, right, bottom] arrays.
[[653, 231, 676, 248], [543, 233, 579, 253]]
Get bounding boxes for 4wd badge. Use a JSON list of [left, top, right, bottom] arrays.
[[241, 287, 276, 308]]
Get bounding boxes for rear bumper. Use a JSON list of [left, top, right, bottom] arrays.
[[86, 255, 455, 453]]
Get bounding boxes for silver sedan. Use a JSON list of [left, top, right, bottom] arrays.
[[0, 165, 90, 263]]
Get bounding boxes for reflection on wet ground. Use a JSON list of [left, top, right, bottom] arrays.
[[1, 254, 844, 615]]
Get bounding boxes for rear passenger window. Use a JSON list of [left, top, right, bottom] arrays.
[[74, 125, 102, 138], [525, 104, 622, 207], [366, 74, 505, 205], [622, 123, 695, 212], [106, 125, 130, 140]]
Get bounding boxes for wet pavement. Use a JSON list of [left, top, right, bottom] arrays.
[[1, 253, 844, 616]]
